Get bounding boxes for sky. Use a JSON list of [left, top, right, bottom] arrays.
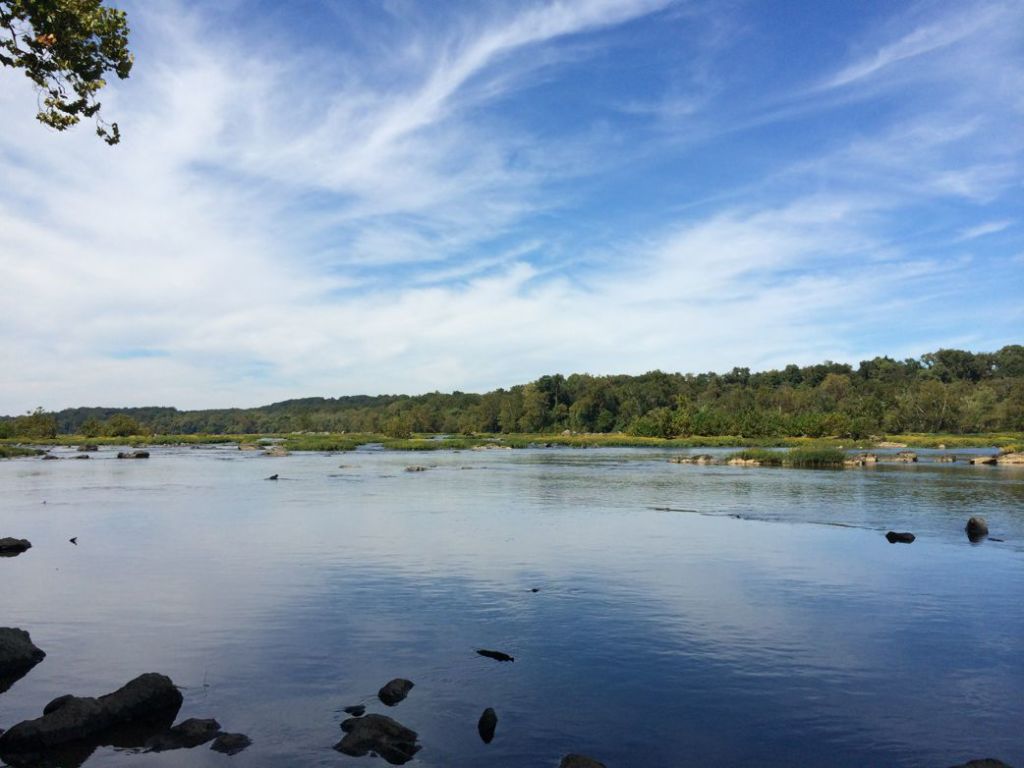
[[0, 0, 1022, 413]]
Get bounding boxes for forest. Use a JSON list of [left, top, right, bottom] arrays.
[[3, 346, 1023, 440]]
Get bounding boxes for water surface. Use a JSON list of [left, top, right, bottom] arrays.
[[1, 446, 1022, 767]]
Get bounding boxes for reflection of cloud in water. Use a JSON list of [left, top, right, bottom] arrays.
[[0, 448, 1022, 766]]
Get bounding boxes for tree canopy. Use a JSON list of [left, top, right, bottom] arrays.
[[1, 0, 132, 143], [3, 346, 1023, 439]]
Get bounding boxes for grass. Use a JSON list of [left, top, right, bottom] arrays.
[[785, 447, 848, 468], [0, 445, 44, 458], [724, 446, 847, 468], [728, 448, 785, 465], [3, 430, 1021, 454]]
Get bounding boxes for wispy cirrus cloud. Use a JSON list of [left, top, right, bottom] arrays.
[[0, 0, 1021, 412]]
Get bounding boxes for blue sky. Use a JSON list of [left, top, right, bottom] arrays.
[[0, 0, 1021, 412]]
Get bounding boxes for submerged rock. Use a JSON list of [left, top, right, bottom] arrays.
[[210, 732, 252, 755], [477, 707, 497, 743], [405, 465, 429, 472], [885, 531, 916, 544], [0, 538, 31, 555], [669, 454, 715, 465], [343, 705, 366, 717], [947, 760, 1013, 768], [560, 755, 608, 768], [892, 451, 918, 463], [77, 445, 98, 452], [966, 516, 989, 541], [145, 717, 221, 751], [935, 454, 957, 463], [266, 474, 279, 481], [41, 454, 60, 460], [116, 451, 150, 459], [335, 714, 420, 765], [476, 649, 514, 662], [378, 678, 414, 706], [71, 454, 91, 460], [0, 673, 182, 753]]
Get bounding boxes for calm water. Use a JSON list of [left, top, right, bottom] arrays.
[[1, 446, 1023, 767]]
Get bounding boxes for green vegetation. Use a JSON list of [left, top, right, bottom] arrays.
[[725, 447, 847, 468], [3, 346, 1023, 443], [0, 445, 44, 458], [1, 0, 133, 143]]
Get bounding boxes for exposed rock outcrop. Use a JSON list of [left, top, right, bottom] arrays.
[[378, 678, 414, 706], [0, 538, 31, 556], [0, 673, 182, 753], [560, 755, 608, 768], [885, 531, 916, 544], [0, 628, 46, 693], [970, 456, 997, 465], [335, 714, 420, 765]]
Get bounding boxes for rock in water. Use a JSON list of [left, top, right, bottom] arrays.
[[146, 717, 221, 751], [477, 707, 497, 743], [947, 761, 1013, 768], [378, 678, 414, 706], [116, 451, 150, 459], [0, 538, 31, 555], [0, 673, 182, 753], [0, 628, 46, 693], [560, 755, 608, 768], [335, 714, 420, 765], [476, 649, 514, 662], [210, 732, 252, 755], [885, 531, 916, 544], [266, 474, 279, 481], [343, 705, 366, 717], [966, 517, 989, 541]]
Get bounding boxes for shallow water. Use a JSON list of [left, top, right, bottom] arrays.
[[1, 445, 1022, 767]]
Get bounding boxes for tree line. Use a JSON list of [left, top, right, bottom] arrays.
[[3, 346, 1023, 440]]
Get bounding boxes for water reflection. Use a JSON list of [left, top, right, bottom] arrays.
[[0, 447, 1022, 767]]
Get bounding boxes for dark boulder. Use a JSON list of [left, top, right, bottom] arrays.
[[343, 705, 365, 717], [0, 673, 182, 753], [477, 707, 497, 743], [71, 455, 91, 460], [966, 517, 989, 541], [560, 755, 608, 768], [335, 714, 420, 765], [885, 531, 916, 544], [378, 678, 414, 706], [41, 454, 60, 460], [476, 649, 514, 662], [77, 445, 98, 452], [0, 628, 46, 675], [210, 732, 252, 755], [116, 451, 150, 459], [145, 717, 221, 751], [42, 695, 74, 716], [0, 538, 31, 556]]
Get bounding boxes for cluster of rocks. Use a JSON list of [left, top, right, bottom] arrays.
[[0, 672, 250, 763], [334, 650, 604, 766], [116, 450, 149, 459]]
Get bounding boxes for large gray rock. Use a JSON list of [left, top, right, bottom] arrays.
[[560, 755, 608, 768], [0, 628, 46, 686], [0, 538, 31, 556], [335, 714, 420, 765], [145, 717, 221, 751], [378, 678, 414, 706], [0, 673, 182, 753]]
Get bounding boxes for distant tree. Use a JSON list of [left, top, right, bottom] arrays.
[[80, 417, 102, 437], [103, 413, 142, 436], [12, 407, 57, 438], [1, 0, 133, 143]]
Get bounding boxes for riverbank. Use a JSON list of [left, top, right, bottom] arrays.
[[2, 431, 1021, 454]]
